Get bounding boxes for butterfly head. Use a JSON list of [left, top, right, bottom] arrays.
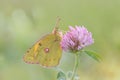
[[52, 17, 63, 37]]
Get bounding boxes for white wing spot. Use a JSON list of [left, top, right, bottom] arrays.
[[44, 48, 49, 53]]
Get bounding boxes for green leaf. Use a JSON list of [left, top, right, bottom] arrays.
[[57, 71, 66, 80], [84, 50, 102, 62]]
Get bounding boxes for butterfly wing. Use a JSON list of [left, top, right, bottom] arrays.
[[23, 33, 62, 67]]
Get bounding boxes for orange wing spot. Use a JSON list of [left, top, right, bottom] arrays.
[[34, 44, 39, 52], [34, 44, 39, 57]]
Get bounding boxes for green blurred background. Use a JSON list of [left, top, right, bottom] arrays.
[[0, 0, 120, 80]]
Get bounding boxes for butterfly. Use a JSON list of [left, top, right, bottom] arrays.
[[23, 18, 62, 68]]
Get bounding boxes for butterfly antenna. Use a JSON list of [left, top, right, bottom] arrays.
[[55, 16, 61, 29], [52, 17, 61, 34]]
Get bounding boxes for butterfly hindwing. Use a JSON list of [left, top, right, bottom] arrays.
[[23, 33, 62, 67]]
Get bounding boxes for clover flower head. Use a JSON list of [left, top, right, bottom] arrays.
[[60, 26, 94, 52]]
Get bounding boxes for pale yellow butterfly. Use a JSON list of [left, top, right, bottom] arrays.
[[23, 18, 62, 68]]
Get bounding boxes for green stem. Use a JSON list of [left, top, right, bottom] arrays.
[[71, 53, 79, 80]]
